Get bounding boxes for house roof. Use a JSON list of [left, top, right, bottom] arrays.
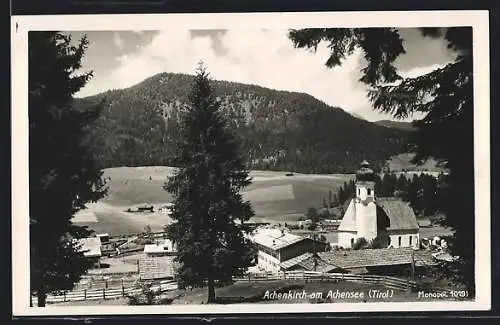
[[298, 247, 437, 271], [337, 197, 419, 232], [280, 252, 313, 270], [144, 239, 176, 254], [250, 228, 305, 250], [376, 198, 419, 231], [78, 237, 102, 258]]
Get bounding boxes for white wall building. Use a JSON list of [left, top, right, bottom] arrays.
[[337, 161, 420, 249], [248, 228, 328, 274], [140, 239, 177, 280]]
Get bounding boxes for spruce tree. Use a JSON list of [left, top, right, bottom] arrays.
[[164, 63, 256, 303], [29, 32, 107, 307]]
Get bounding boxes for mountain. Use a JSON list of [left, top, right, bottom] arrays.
[[375, 120, 417, 132], [348, 112, 367, 121], [76, 72, 411, 174]]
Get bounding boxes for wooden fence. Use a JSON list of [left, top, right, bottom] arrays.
[[34, 281, 178, 305], [233, 271, 418, 291], [37, 271, 445, 305]]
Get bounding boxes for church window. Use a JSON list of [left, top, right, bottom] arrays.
[[409, 236, 412, 246], [398, 236, 402, 247], [367, 188, 371, 195], [350, 238, 354, 246]]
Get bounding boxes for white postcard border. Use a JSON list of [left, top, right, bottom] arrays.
[[11, 10, 491, 316]]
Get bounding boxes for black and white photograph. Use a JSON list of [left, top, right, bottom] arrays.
[[11, 11, 490, 315]]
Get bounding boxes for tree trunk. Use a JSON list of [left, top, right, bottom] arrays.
[[37, 291, 47, 307], [207, 276, 216, 304]]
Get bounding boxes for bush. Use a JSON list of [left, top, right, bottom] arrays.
[[352, 237, 368, 250], [370, 233, 390, 249]]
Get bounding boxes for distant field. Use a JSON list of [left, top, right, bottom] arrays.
[[74, 166, 354, 236]]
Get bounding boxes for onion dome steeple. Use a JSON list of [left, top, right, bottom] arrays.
[[356, 160, 375, 182]]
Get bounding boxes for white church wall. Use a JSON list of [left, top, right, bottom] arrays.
[[338, 232, 357, 249], [388, 233, 419, 248], [355, 200, 377, 242]]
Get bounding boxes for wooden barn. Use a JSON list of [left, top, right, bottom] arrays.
[[295, 247, 437, 276]]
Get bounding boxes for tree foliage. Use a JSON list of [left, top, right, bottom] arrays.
[[163, 64, 256, 303], [29, 32, 107, 306], [289, 27, 474, 290], [352, 237, 368, 250]]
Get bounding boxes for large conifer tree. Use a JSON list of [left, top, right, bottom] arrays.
[[164, 63, 256, 303], [289, 27, 474, 291], [29, 32, 107, 307]]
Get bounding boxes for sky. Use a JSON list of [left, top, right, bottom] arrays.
[[70, 29, 456, 122]]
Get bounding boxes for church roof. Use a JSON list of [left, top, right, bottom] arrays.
[[377, 197, 419, 231], [337, 197, 419, 233]]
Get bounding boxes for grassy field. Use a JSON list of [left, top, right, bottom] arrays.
[[73, 166, 354, 236]]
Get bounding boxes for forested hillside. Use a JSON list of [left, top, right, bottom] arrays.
[[76, 72, 411, 173]]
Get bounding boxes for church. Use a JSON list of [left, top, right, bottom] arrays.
[[337, 161, 420, 249]]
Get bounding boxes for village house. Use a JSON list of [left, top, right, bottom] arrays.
[[78, 237, 102, 268], [248, 227, 328, 274], [139, 239, 177, 280], [337, 160, 420, 249], [96, 233, 110, 244]]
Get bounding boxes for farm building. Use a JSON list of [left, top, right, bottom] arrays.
[[96, 233, 110, 243], [295, 247, 437, 276], [337, 161, 420, 249], [248, 228, 328, 274], [139, 239, 177, 280], [78, 237, 102, 268]]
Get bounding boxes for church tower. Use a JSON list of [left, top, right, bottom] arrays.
[[354, 160, 378, 241]]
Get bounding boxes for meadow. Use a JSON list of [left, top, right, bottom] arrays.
[[73, 166, 452, 238], [73, 166, 354, 236]]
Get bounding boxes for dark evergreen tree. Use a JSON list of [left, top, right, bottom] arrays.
[[322, 197, 328, 209], [29, 32, 107, 307], [164, 63, 256, 303], [289, 27, 474, 290]]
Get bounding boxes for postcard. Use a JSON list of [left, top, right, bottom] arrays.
[[11, 10, 491, 316]]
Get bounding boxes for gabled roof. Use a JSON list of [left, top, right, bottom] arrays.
[[298, 247, 437, 271], [280, 252, 313, 270], [376, 198, 419, 231], [78, 237, 102, 258], [250, 228, 305, 250]]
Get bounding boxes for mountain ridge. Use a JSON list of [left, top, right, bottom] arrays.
[[77, 72, 411, 174]]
